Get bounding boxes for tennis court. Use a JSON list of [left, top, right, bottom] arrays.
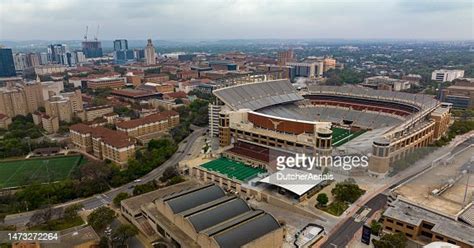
[[200, 157, 266, 182], [0, 155, 85, 188]]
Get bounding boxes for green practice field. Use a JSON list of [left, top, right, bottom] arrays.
[[332, 127, 367, 147], [0, 155, 85, 188], [200, 157, 266, 182]]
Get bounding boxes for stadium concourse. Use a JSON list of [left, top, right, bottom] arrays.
[[210, 79, 451, 177]]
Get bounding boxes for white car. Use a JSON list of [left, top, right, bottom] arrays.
[[133, 179, 142, 183]]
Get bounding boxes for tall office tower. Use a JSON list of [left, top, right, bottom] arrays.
[[48, 44, 68, 63], [113, 39, 134, 64], [144, 39, 156, 65], [134, 49, 145, 61], [64, 52, 76, 67], [114, 39, 128, 51], [39, 52, 49, 65], [0, 48, 17, 77], [13, 53, 28, 71], [277, 49, 294, 66], [74, 51, 86, 64], [26, 53, 41, 67], [81, 41, 103, 58]]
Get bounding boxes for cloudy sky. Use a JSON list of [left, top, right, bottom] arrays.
[[0, 0, 472, 40]]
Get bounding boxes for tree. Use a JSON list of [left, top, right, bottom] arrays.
[[98, 236, 110, 248], [370, 220, 382, 236], [112, 224, 138, 246], [316, 193, 329, 206], [63, 203, 83, 220], [87, 207, 116, 232], [331, 179, 365, 203], [29, 207, 53, 227], [113, 192, 130, 207], [160, 166, 179, 182], [133, 181, 158, 195], [373, 232, 407, 248]]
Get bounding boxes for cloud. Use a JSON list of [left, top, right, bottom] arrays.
[[0, 0, 472, 40]]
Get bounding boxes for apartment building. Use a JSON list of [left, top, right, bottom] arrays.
[[76, 105, 114, 122], [116, 110, 179, 138], [44, 90, 83, 123], [33, 112, 59, 134], [70, 123, 135, 165], [0, 82, 44, 118]]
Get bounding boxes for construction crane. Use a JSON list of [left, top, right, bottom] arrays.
[[94, 25, 100, 41], [83, 26, 88, 41]]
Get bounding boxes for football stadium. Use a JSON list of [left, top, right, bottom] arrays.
[[209, 79, 452, 176]]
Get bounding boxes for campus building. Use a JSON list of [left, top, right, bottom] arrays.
[[84, 77, 125, 90], [384, 145, 474, 248], [121, 183, 284, 248], [76, 105, 113, 122], [116, 110, 179, 139], [439, 78, 474, 109], [362, 76, 411, 91], [69, 123, 135, 165], [431, 69, 464, 82]]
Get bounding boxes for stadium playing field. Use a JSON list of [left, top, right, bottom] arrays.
[[332, 127, 366, 147], [200, 157, 266, 182], [0, 155, 85, 188]]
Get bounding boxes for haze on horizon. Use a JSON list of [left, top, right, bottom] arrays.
[[0, 0, 472, 41]]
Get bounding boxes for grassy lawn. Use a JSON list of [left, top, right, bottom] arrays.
[[332, 127, 367, 147], [200, 157, 266, 182], [318, 201, 349, 216], [0, 155, 86, 188], [29, 216, 85, 231]]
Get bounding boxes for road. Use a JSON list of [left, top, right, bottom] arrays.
[[3, 128, 207, 227], [321, 194, 387, 248]]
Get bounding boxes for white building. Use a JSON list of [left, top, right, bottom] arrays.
[[144, 39, 156, 65], [13, 53, 28, 71], [431, 69, 464, 82], [208, 103, 222, 137]]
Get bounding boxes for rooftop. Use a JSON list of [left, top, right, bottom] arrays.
[[384, 200, 474, 246], [70, 123, 133, 148], [393, 146, 474, 217], [111, 89, 161, 98], [116, 110, 178, 129]]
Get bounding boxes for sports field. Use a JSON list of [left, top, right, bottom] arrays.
[[0, 155, 85, 188], [200, 157, 266, 182], [332, 127, 367, 147]]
